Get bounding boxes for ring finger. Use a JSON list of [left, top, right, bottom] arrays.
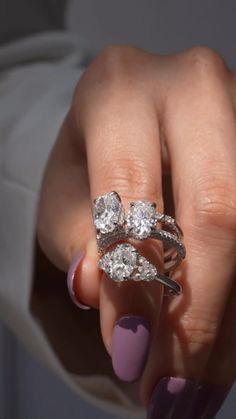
[[143, 48, 236, 411]]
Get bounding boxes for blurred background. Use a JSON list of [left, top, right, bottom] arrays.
[[1, 0, 236, 418]]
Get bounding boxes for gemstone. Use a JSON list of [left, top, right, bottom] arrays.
[[138, 257, 157, 280], [99, 243, 138, 281], [126, 201, 158, 239], [93, 191, 125, 234]]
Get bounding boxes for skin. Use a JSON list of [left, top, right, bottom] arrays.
[[36, 45, 236, 406]]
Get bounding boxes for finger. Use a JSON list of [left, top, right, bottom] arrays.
[[204, 71, 236, 388], [203, 279, 236, 390], [142, 48, 236, 401], [192, 279, 236, 418], [77, 46, 165, 382], [37, 114, 100, 308]]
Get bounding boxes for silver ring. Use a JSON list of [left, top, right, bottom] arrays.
[[99, 243, 182, 295], [93, 191, 186, 273]]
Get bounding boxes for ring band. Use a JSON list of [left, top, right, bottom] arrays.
[[97, 228, 185, 273]]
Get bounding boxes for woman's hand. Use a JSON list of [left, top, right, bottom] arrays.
[[37, 45, 236, 418]]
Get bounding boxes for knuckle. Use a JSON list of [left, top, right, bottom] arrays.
[[184, 46, 228, 84], [100, 157, 161, 204], [96, 44, 142, 67], [74, 45, 149, 99], [87, 45, 143, 83], [191, 178, 236, 233], [72, 45, 154, 112]]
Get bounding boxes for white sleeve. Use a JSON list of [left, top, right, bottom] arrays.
[[0, 31, 145, 419]]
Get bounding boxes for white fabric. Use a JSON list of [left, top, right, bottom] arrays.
[[0, 31, 145, 418]]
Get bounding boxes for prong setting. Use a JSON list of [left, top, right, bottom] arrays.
[[126, 201, 158, 239], [93, 191, 125, 234], [99, 243, 158, 282]]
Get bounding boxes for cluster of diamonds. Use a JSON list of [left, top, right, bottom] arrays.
[[99, 243, 137, 281], [136, 256, 158, 281], [99, 243, 158, 282], [93, 191, 185, 275]]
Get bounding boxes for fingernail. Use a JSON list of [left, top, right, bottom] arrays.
[[147, 377, 195, 419], [147, 377, 227, 419], [67, 252, 91, 310], [185, 383, 227, 419], [112, 315, 150, 382]]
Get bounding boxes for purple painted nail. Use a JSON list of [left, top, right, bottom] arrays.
[[147, 377, 227, 419], [147, 377, 195, 419], [112, 315, 150, 382], [67, 252, 91, 310], [186, 383, 227, 419]]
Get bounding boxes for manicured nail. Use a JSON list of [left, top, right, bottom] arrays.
[[112, 315, 150, 382], [185, 382, 227, 419], [147, 377, 227, 419], [67, 252, 91, 310], [147, 377, 195, 419]]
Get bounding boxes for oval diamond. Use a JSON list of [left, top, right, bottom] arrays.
[[126, 201, 158, 239], [93, 191, 125, 234], [100, 243, 138, 281]]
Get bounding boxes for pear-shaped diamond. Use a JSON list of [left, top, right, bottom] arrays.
[[93, 191, 125, 234], [137, 257, 157, 280]]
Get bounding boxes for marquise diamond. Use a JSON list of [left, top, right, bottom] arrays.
[[93, 191, 125, 234], [126, 201, 158, 239]]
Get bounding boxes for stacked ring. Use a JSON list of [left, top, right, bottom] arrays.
[[92, 191, 186, 295]]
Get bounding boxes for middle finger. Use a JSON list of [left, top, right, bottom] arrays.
[[76, 46, 166, 382]]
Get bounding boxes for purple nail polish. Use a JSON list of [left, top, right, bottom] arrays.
[[112, 315, 150, 382], [186, 383, 227, 419], [147, 377, 196, 419], [67, 252, 90, 310], [147, 377, 227, 419]]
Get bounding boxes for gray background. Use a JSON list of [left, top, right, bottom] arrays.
[[68, 0, 236, 69], [1, 0, 236, 418]]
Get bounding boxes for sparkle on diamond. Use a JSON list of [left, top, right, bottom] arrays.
[[93, 192, 125, 234], [138, 257, 157, 280], [100, 243, 137, 281], [127, 201, 157, 239]]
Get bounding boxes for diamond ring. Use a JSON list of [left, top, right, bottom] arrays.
[[99, 243, 181, 295], [93, 191, 186, 273]]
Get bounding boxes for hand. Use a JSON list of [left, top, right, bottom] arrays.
[[37, 45, 236, 418]]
